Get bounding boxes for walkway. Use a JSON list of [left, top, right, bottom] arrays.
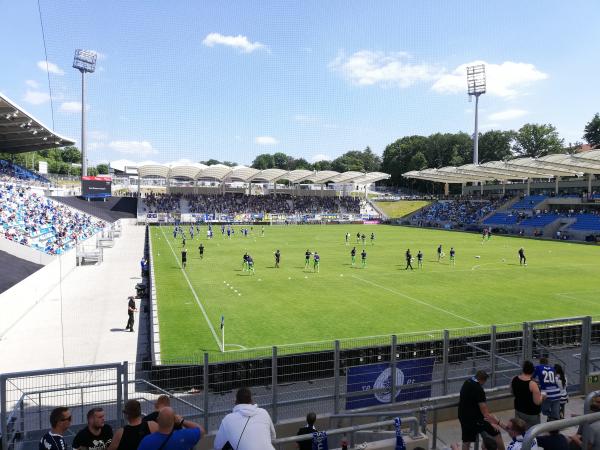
[[0, 222, 146, 373]]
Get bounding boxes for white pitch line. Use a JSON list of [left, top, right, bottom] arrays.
[[351, 274, 483, 326], [160, 226, 222, 351]]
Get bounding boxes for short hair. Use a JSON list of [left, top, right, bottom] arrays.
[[123, 399, 142, 418], [235, 387, 252, 405], [155, 395, 171, 407], [522, 361, 535, 375], [539, 356, 549, 365], [50, 407, 69, 427], [509, 418, 527, 435], [475, 370, 489, 382], [87, 407, 103, 421], [306, 412, 316, 426]]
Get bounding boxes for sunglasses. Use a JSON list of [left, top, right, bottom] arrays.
[[60, 416, 72, 422]]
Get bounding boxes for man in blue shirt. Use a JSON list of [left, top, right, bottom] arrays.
[[533, 357, 561, 421], [138, 407, 203, 450], [39, 407, 71, 450]]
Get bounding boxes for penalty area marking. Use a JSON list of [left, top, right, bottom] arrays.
[[159, 226, 223, 351], [225, 344, 248, 350], [351, 274, 483, 326]]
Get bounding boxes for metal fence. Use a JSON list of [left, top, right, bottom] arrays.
[[1, 316, 597, 449]]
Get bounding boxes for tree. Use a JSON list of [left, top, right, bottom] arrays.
[[251, 153, 274, 170], [272, 152, 292, 170], [292, 158, 312, 170], [408, 151, 428, 171], [513, 123, 564, 157], [87, 167, 99, 176], [96, 164, 109, 174], [202, 159, 222, 166], [60, 146, 82, 163], [478, 130, 515, 163], [583, 113, 600, 148], [313, 160, 332, 171]]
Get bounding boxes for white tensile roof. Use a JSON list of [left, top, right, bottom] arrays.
[[135, 163, 390, 184], [403, 152, 600, 184]]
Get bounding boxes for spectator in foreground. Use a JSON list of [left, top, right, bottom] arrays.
[[72, 407, 113, 450], [534, 357, 561, 421], [39, 407, 71, 450], [108, 400, 157, 450], [142, 395, 180, 430], [213, 387, 276, 450], [511, 361, 543, 429], [138, 407, 203, 450], [537, 429, 569, 450], [458, 370, 504, 450], [296, 412, 318, 450], [487, 417, 538, 450], [554, 364, 568, 419]]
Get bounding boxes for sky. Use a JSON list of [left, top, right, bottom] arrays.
[[2, 0, 600, 167]]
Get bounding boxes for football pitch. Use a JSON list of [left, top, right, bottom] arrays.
[[150, 224, 600, 360]]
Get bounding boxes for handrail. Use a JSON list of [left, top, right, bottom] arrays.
[[522, 412, 600, 450], [329, 413, 420, 438], [272, 417, 421, 446], [581, 390, 600, 450], [135, 379, 204, 414]]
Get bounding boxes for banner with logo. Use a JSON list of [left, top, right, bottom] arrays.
[[345, 357, 435, 410]]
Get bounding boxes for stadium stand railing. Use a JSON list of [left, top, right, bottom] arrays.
[[1, 315, 596, 449]]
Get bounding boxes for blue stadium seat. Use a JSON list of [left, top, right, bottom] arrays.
[[511, 195, 547, 210]]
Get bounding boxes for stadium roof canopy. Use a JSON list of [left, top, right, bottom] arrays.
[[135, 162, 391, 184], [403, 151, 600, 184], [0, 92, 75, 153]]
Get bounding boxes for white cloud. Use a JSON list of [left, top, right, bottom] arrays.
[[431, 60, 548, 98], [89, 130, 108, 141], [310, 154, 332, 163], [25, 80, 40, 89], [488, 109, 528, 121], [89, 50, 107, 60], [329, 50, 441, 87], [23, 90, 50, 105], [108, 140, 157, 156], [37, 61, 64, 75], [59, 101, 82, 113], [255, 136, 279, 145], [202, 33, 267, 53]]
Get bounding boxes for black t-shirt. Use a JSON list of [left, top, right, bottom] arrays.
[[142, 412, 182, 430], [537, 434, 569, 450], [181, 250, 187, 260], [458, 378, 486, 423], [72, 425, 113, 450], [128, 299, 135, 315], [297, 425, 317, 450]]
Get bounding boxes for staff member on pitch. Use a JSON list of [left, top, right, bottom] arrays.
[[181, 247, 188, 268], [125, 296, 137, 332]]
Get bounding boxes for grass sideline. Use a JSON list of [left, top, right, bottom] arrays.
[[150, 224, 600, 360], [374, 200, 430, 218]]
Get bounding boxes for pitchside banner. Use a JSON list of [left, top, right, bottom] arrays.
[[346, 357, 435, 409], [81, 175, 112, 198]]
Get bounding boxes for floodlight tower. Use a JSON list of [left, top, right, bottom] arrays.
[[466, 64, 486, 165], [72, 49, 97, 177]]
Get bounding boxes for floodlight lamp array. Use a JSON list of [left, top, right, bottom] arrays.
[[466, 64, 486, 96], [72, 49, 97, 73]]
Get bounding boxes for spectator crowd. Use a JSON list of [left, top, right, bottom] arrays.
[[0, 159, 50, 186], [0, 183, 105, 254], [411, 199, 505, 227]]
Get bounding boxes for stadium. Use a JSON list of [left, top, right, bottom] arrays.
[[2, 2, 600, 450]]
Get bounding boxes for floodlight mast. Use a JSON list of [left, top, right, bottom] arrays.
[[72, 49, 97, 178], [466, 64, 486, 165]]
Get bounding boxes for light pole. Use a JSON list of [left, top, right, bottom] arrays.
[[72, 49, 97, 178], [466, 64, 486, 165]]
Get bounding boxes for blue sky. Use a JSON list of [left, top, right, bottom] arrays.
[[2, 1, 600, 166]]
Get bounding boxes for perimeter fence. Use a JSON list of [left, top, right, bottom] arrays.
[[1, 315, 598, 449]]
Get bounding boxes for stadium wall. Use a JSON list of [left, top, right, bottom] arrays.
[[0, 248, 76, 339], [0, 236, 55, 265]]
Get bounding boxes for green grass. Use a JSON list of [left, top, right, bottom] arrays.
[[375, 200, 431, 218], [150, 225, 600, 360]]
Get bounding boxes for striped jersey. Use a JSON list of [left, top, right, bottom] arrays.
[[533, 364, 561, 400]]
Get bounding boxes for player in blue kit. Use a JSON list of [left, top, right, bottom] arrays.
[[313, 252, 320, 273], [533, 357, 561, 421]]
